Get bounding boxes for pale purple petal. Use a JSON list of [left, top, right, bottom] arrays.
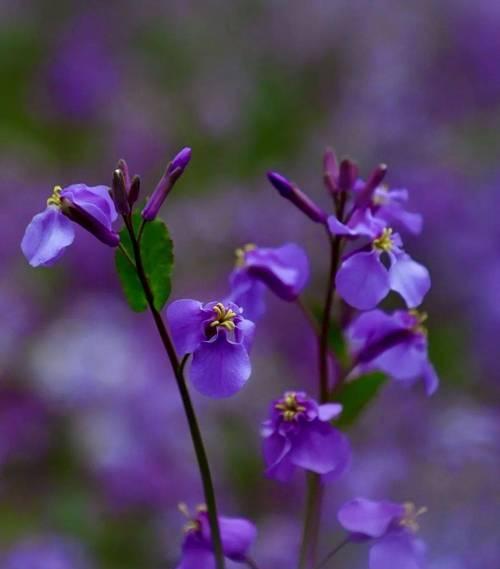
[[61, 184, 117, 228], [166, 299, 206, 355], [190, 331, 251, 398], [263, 432, 295, 482], [347, 309, 402, 354], [338, 498, 404, 538], [21, 206, 75, 267], [328, 216, 358, 236], [214, 517, 257, 560], [235, 318, 256, 352], [318, 403, 343, 421], [176, 535, 215, 569], [229, 270, 266, 321], [290, 423, 350, 477], [369, 536, 421, 569], [389, 255, 430, 308], [422, 362, 439, 395], [373, 340, 427, 381], [336, 251, 390, 310]]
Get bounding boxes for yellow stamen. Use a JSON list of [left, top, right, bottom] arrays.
[[408, 310, 428, 335], [46, 185, 63, 207], [400, 502, 427, 533], [235, 243, 257, 267], [210, 302, 237, 331], [275, 392, 307, 421], [373, 227, 394, 252]]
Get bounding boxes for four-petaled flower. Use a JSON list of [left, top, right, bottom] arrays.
[[329, 212, 430, 310], [21, 183, 119, 267], [347, 309, 439, 395], [229, 243, 310, 320], [338, 497, 427, 569], [368, 184, 423, 235], [261, 391, 351, 482], [176, 504, 257, 569], [167, 299, 255, 398]]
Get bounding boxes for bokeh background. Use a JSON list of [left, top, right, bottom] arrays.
[[1, 1, 499, 567]]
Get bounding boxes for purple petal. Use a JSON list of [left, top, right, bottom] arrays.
[[61, 184, 117, 229], [207, 516, 257, 561], [338, 498, 404, 538], [166, 299, 207, 356], [328, 216, 358, 236], [369, 536, 421, 569], [235, 318, 256, 352], [372, 339, 427, 381], [190, 331, 251, 398], [336, 251, 390, 310], [263, 433, 295, 482], [229, 270, 267, 321], [21, 206, 75, 267], [318, 403, 343, 421], [347, 309, 403, 354], [389, 255, 430, 308], [290, 422, 351, 477], [422, 362, 439, 395], [245, 243, 310, 301], [176, 534, 215, 569]]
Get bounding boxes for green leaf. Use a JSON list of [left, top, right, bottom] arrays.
[[115, 214, 174, 312], [336, 372, 387, 428]]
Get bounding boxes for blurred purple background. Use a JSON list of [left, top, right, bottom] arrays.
[[0, 1, 499, 567]]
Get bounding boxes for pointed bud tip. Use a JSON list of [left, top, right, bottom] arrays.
[[168, 147, 192, 175], [267, 171, 293, 196]]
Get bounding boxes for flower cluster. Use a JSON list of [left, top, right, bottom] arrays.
[[20, 146, 437, 568]]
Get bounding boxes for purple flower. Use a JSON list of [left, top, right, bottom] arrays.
[[21, 184, 118, 267], [141, 147, 192, 221], [167, 300, 255, 398], [229, 243, 310, 320], [369, 185, 423, 235], [346, 309, 439, 395], [338, 497, 427, 569], [175, 505, 257, 569], [261, 391, 350, 482], [330, 213, 430, 310]]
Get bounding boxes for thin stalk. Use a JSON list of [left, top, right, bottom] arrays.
[[123, 217, 225, 569], [314, 537, 350, 569]]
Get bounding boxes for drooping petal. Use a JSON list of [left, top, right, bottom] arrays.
[[318, 403, 343, 422], [369, 535, 421, 569], [263, 433, 295, 482], [389, 255, 430, 308], [372, 339, 427, 381], [347, 310, 403, 354], [61, 184, 117, 228], [235, 318, 256, 352], [328, 216, 358, 236], [176, 534, 215, 569], [229, 270, 267, 321], [336, 251, 390, 310], [245, 243, 310, 301], [190, 331, 251, 398], [290, 422, 350, 477], [21, 206, 75, 267], [422, 362, 439, 395], [337, 498, 404, 538], [166, 299, 207, 356], [200, 516, 256, 561]]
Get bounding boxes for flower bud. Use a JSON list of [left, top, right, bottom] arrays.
[[338, 158, 359, 191], [355, 163, 388, 208], [128, 175, 141, 206], [111, 169, 130, 216], [323, 147, 339, 193], [141, 147, 192, 221], [267, 171, 327, 224]]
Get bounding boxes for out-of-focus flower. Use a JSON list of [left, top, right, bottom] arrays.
[[0, 535, 94, 569], [369, 185, 423, 235], [229, 243, 309, 320], [347, 309, 439, 395], [141, 147, 192, 221], [167, 300, 255, 398], [338, 497, 427, 569], [175, 504, 257, 569], [261, 391, 350, 482], [21, 184, 118, 267], [330, 218, 430, 310]]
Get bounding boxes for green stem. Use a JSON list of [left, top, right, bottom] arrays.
[[124, 217, 225, 569]]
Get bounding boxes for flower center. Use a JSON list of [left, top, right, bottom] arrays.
[[46, 186, 63, 207], [235, 243, 257, 267], [178, 502, 207, 534], [399, 502, 427, 533], [210, 302, 237, 332], [408, 309, 428, 335], [373, 227, 394, 252], [275, 392, 307, 421]]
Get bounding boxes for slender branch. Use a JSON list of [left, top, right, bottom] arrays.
[[123, 217, 226, 569], [314, 537, 350, 569]]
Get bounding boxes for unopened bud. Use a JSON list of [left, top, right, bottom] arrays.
[[112, 169, 130, 216]]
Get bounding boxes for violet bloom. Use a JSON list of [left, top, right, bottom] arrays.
[[370, 185, 423, 235], [329, 213, 430, 310], [229, 243, 310, 320], [176, 505, 257, 569], [261, 391, 350, 482], [21, 184, 118, 267], [338, 497, 427, 569], [346, 309, 439, 395], [167, 300, 255, 398]]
